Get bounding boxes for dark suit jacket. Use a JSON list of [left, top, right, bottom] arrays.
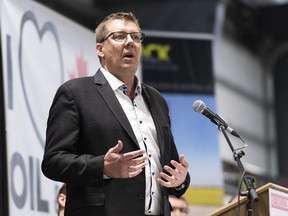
[[41, 70, 190, 216]]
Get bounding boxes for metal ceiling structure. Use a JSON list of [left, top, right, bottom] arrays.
[[31, 0, 288, 57], [221, 0, 288, 58], [32, 0, 218, 33]]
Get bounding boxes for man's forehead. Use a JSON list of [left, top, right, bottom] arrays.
[[106, 19, 139, 31]]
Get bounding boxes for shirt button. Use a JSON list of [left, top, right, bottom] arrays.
[[138, 193, 144, 200]]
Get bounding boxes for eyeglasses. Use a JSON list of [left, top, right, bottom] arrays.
[[101, 31, 145, 43]]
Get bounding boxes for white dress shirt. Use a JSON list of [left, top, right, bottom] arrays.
[[101, 68, 163, 215]]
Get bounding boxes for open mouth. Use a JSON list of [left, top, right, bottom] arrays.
[[123, 52, 134, 59]]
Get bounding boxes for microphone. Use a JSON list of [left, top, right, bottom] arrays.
[[193, 100, 240, 138]]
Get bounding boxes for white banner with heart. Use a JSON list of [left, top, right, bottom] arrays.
[[1, 0, 100, 215]]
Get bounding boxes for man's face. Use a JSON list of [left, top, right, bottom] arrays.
[[96, 19, 142, 79], [169, 197, 189, 216]]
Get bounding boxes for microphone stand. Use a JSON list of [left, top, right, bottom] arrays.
[[218, 125, 259, 216]]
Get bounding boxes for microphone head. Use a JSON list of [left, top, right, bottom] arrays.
[[193, 100, 206, 113]]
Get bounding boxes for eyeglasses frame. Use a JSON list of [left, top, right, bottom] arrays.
[[100, 31, 145, 43]]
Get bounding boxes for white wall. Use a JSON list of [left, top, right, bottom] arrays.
[[212, 4, 277, 177]]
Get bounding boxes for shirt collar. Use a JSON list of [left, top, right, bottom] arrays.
[[100, 67, 142, 95]]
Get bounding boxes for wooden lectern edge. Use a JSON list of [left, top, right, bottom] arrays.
[[207, 182, 288, 216], [257, 182, 288, 194]]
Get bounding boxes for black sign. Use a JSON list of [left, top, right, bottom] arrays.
[[142, 37, 214, 94]]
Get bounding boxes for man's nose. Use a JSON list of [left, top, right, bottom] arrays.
[[125, 35, 134, 47], [126, 34, 134, 42]]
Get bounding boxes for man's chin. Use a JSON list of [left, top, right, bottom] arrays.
[[122, 65, 138, 73]]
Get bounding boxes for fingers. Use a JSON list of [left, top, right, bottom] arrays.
[[157, 155, 189, 188], [158, 172, 176, 186], [127, 168, 143, 178], [123, 149, 146, 160], [107, 140, 146, 163], [126, 153, 147, 166], [127, 158, 147, 172], [179, 154, 189, 169], [125, 153, 147, 178], [104, 140, 147, 178], [112, 140, 146, 161], [107, 140, 123, 154]]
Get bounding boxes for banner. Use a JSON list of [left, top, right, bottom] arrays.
[[1, 0, 100, 215], [269, 188, 288, 215]]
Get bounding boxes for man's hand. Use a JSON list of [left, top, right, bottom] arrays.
[[104, 140, 147, 178], [157, 154, 189, 188]]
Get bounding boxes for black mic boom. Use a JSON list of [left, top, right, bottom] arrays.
[[193, 100, 240, 138]]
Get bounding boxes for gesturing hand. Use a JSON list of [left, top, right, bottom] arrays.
[[157, 154, 189, 188], [104, 140, 147, 178]]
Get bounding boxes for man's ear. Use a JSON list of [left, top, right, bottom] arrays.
[[58, 193, 66, 208], [96, 43, 104, 57]]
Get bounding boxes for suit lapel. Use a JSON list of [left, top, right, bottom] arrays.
[[93, 70, 139, 147], [142, 85, 165, 160]]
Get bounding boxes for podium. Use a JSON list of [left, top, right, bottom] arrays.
[[208, 183, 288, 216]]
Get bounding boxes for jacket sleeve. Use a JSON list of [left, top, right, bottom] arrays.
[[41, 82, 106, 187]]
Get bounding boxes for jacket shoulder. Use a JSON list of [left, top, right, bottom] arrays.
[[64, 76, 95, 87]]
